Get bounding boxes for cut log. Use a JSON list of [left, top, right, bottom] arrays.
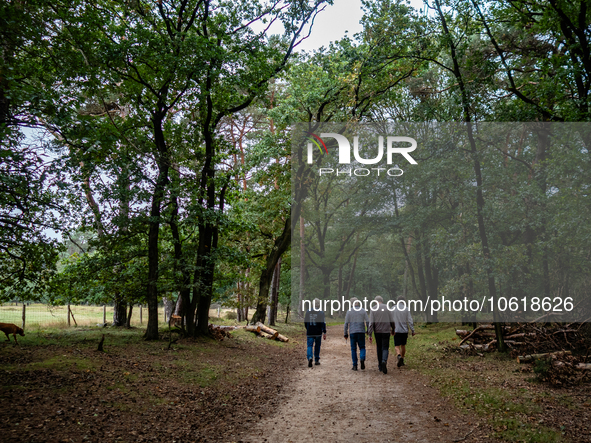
[[504, 333, 537, 339], [455, 330, 469, 336], [259, 331, 275, 339], [576, 363, 591, 370], [245, 325, 261, 334], [460, 344, 490, 351], [256, 322, 279, 339], [517, 351, 572, 364], [276, 333, 289, 343], [210, 325, 237, 331], [208, 324, 233, 340]]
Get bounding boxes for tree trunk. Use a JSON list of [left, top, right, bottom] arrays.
[[414, 231, 429, 320], [402, 260, 408, 299], [144, 113, 170, 340], [268, 257, 281, 326], [194, 221, 217, 335], [163, 296, 175, 323], [126, 304, 133, 328], [113, 296, 127, 326], [344, 233, 361, 299], [237, 281, 243, 322], [298, 215, 306, 317], [423, 240, 438, 322], [173, 295, 183, 316], [434, 0, 505, 351], [251, 216, 291, 324], [169, 178, 191, 333], [394, 193, 420, 300]]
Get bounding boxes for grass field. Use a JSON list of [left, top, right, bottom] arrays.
[[0, 303, 242, 329]]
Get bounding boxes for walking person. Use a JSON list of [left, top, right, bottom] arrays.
[[368, 296, 396, 374], [393, 295, 415, 367], [343, 297, 369, 371], [304, 298, 326, 367]]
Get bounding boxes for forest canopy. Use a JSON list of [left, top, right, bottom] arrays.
[[1, 0, 589, 339]]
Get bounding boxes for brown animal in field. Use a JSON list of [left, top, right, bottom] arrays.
[[170, 315, 182, 327], [0, 323, 25, 345]]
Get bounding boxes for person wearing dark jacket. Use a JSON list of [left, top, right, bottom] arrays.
[[368, 295, 396, 374], [304, 298, 327, 367]]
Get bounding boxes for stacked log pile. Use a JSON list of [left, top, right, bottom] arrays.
[[245, 322, 289, 342], [209, 324, 237, 340], [456, 322, 590, 386], [455, 322, 588, 355]]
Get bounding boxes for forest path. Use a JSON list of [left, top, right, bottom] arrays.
[[243, 325, 476, 443]]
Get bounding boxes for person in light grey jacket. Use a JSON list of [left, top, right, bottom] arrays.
[[343, 297, 369, 371], [392, 295, 415, 367]]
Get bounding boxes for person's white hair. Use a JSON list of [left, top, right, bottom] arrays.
[[313, 298, 321, 309], [350, 297, 358, 303], [374, 295, 384, 303]]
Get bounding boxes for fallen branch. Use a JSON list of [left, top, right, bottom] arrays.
[[69, 305, 78, 327], [517, 351, 571, 364], [459, 326, 488, 346], [453, 427, 476, 442]]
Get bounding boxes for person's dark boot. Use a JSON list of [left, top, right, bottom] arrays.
[[400, 357, 405, 366], [308, 359, 313, 368], [397, 354, 403, 368], [315, 360, 320, 365], [352, 365, 358, 371], [360, 360, 365, 370], [382, 361, 387, 374], [378, 363, 383, 372]]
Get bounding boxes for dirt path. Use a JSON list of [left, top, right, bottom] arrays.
[[244, 325, 479, 443]]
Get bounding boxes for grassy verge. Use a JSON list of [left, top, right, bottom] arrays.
[[409, 323, 571, 442]]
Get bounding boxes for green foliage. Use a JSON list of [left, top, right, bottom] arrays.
[[224, 311, 238, 320], [1, 0, 589, 329]]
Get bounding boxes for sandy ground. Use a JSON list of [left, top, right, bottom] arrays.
[[244, 325, 480, 443]]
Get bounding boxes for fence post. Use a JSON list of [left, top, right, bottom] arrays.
[[140, 304, 143, 324], [103, 305, 106, 325], [22, 304, 26, 330]]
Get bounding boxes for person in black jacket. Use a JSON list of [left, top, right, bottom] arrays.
[[304, 298, 327, 367]]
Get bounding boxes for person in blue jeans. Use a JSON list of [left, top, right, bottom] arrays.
[[304, 299, 326, 367], [343, 297, 369, 371]]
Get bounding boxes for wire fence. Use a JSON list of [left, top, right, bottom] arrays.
[[0, 303, 159, 330]]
